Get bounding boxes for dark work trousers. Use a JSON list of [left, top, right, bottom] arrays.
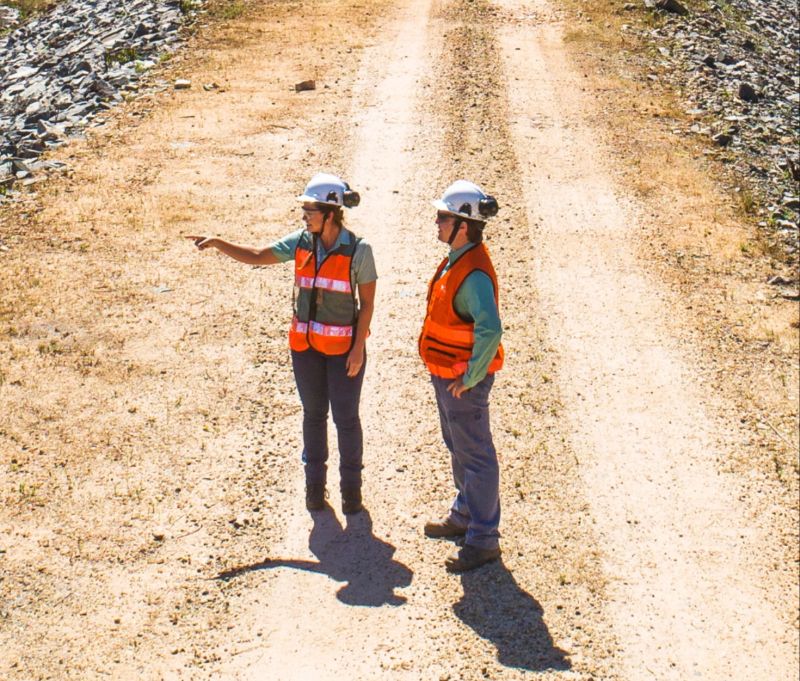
[[291, 347, 366, 490], [432, 373, 500, 550]]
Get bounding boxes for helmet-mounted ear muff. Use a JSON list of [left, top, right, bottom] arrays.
[[343, 182, 360, 208], [478, 196, 499, 218]]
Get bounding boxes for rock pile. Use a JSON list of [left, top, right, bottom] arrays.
[[0, 0, 201, 196], [630, 0, 799, 264]]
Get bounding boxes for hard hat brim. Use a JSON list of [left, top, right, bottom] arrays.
[[432, 199, 484, 221], [431, 199, 465, 217], [297, 194, 341, 206]]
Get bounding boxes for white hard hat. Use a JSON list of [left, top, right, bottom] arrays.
[[432, 180, 499, 222], [297, 173, 360, 208]]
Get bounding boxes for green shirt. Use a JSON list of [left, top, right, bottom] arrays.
[[269, 228, 378, 288], [440, 242, 503, 388]]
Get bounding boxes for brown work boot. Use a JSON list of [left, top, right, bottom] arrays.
[[423, 517, 467, 539], [341, 487, 362, 515], [305, 483, 326, 511], [445, 544, 501, 573]]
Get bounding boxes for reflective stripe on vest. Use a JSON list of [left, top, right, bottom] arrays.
[[419, 243, 504, 379], [289, 231, 358, 355]]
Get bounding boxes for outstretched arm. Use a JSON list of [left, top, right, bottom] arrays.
[[186, 236, 280, 266]]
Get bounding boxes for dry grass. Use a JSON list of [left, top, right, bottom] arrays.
[[557, 0, 799, 493], [1, 0, 57, 17]]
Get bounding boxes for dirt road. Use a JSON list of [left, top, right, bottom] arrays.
[[1, 0, 797, 679]]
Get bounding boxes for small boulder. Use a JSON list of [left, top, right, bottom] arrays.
[[656, 0, 688, 15], [712, 132, 732, 147], [294, 80, 316, 93], [738, 82, 759, 102]]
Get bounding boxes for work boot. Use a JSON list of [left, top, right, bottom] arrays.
[[445, 544, 501, 573], [424, 517, 467, 539], [305, 483, 326, 511], [341, 486, 362, 515]]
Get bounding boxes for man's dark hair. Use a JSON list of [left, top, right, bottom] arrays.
[[462, 217, 485, 244]]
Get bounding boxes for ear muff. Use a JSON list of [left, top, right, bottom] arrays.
[[478, 196, 499, 218], [326, 190, 340, 204], [343, 190, 360, 208], [458, 202, 472, 217]]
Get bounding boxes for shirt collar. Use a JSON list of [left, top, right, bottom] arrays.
[[448, 241, 476, 266], [315, 228, 351, 255]]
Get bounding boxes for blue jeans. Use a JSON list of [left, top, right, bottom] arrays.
[[291, 348, 365, 490], [432, 373, 501, 550]]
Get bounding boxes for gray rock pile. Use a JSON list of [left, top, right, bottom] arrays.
[[630, 0, 799, 264], [0, 0, 201, 196]]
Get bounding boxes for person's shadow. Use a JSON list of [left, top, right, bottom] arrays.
[[454, 560, 571, 672], [216, 508, 413, 607]]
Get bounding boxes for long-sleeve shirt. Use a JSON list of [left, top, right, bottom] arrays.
[[440, 242, 503, 388]]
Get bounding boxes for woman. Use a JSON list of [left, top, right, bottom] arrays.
[[189, 173, 377, 514]]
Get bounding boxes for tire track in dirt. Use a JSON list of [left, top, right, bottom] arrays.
[[216, 1, 437, 678], [217, 1, 620, 679], [495, 0, 799, 679]]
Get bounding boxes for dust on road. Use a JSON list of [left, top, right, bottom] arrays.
[[0, 0, 797, 679]]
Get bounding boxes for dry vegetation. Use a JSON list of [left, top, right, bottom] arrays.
[[557, 0, 799, 493], [1, 0, 57, 18]]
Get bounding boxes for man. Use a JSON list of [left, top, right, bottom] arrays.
[[419, 180, 504, 573]]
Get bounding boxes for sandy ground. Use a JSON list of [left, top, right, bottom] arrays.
[[0, 0, 797, 679]]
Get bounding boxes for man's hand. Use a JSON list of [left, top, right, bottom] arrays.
[[446, 376, 470, 399], [185, 235, 217, 251], [346, 344, 365, 378]]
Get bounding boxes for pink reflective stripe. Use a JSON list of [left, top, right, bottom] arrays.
[[294, 275, 352, 293], [310, 321, 353, 337], [315, 276, 351, 293], [292, 319, 309, 333], [296, 276, 315, 288]]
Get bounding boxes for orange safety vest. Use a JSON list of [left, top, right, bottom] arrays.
[[419, 243, 504, 379], [289, 231, 359, 356]]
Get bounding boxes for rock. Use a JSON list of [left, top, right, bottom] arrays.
[[702, 54, 716, 67], [0, 0, 201, 179], [36, 120, 66, 141], [656, 0, 689, 16], [294, 79, 316, 92], [738, 82, 759, 102], [174, 79, 191, 89], [712, 132, 733, 147], [782, 196, 800, 210], [152, 529, 166, 541], [767, 275, 794, 286], [786, 159, 800, 182]]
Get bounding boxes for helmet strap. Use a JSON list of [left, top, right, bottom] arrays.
[[447, 219, 461, 246]]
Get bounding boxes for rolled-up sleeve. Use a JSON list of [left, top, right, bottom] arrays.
[[353, 240, 378, 285], [454, 271, 503, 388]]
